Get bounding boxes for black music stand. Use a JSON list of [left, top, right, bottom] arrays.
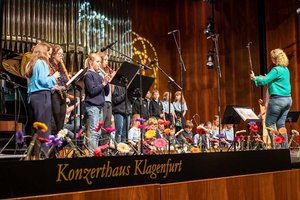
[[110, 61, 139, 88], [128, 74, 154, 155], [286, 111, 300, 147], [110, 62, 139, 141], [222, 105, 241, 151], [286, 111, 300, 123], [66, 67, 87, 146], [127, 74, 154, 98]]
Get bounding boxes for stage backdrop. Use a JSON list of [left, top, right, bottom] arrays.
[[132, 0, 300, 136]]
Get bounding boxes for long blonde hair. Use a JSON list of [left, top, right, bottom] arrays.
[[270, 48, 289, 67], [25, 42, 51, 78]]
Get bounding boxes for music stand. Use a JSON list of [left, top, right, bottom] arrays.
[[222, 105, 242, 151], [128, 74, 154, 155], [127, 74, 154, 98], [66, 67, 87, 146], [110, 62, 139, 142], [286, 111, 300, 148], [110, 61, 139, 88], [286, 111, 300, 123]]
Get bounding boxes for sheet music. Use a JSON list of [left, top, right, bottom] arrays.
[[66, 68, 86, 88], [233, 107, 259, 122]]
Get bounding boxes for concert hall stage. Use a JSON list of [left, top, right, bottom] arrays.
[[0, 149, 294, 199]]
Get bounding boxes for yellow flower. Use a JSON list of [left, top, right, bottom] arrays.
[[145, 130, 156, 139], [117, 143, 130, 153], [33, 122, 48, 133], [190, 147, 200, 153]]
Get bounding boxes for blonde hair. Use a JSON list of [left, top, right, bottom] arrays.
[[146, 117, 158, 126], [25, 42, 51, 77], [270, 48, 289, 67], [85, 53, 101, 69]]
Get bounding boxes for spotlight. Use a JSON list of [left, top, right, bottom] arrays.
[[206, 49, 214, 69], [203, 18, 214, 37]]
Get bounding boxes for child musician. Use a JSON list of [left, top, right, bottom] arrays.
[[26, 42, 60, 158], [84, 53, 110, 155], [49, 45, 69, 135]]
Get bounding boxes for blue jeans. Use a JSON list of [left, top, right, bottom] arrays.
[[85, 106, 103, 153], [114, 114, 130, 143], [266, 96, 292, 149]]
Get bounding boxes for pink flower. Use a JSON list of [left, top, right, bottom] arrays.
[[154, 138, 167, 148], [104, 127, 116, 133], [94, 146, 103, 157], [99, 144, 109, 150], [138, 124, 148, 130], [95, 121, 104, 132], [75, 129, 84, 138]]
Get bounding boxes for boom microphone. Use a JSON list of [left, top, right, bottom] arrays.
[[100, 40, 118, 52], [168, 29, 179, 35]]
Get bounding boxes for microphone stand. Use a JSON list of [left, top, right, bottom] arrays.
[[211, 34, 222, 144], [156, 64, 182, 153], [170, 31, 186, 128], [107, 47, 151, 155]]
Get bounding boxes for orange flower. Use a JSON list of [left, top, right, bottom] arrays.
[[278, 127, 287, 134], [33, 122, 48, 133], [190, 147, 200, 153], [164, 128, 171, 135]]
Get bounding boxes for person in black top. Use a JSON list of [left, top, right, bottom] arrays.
[[149, 89, 164, 120], [112, 85, 133, 143], [84, 53, 110, 155], [132, 90, 151, 120]]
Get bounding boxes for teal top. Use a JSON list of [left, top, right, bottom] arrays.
[[254, 66, 291, 96]]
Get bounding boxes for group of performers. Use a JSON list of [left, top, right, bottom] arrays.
[[23, 42, 293, 159]]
